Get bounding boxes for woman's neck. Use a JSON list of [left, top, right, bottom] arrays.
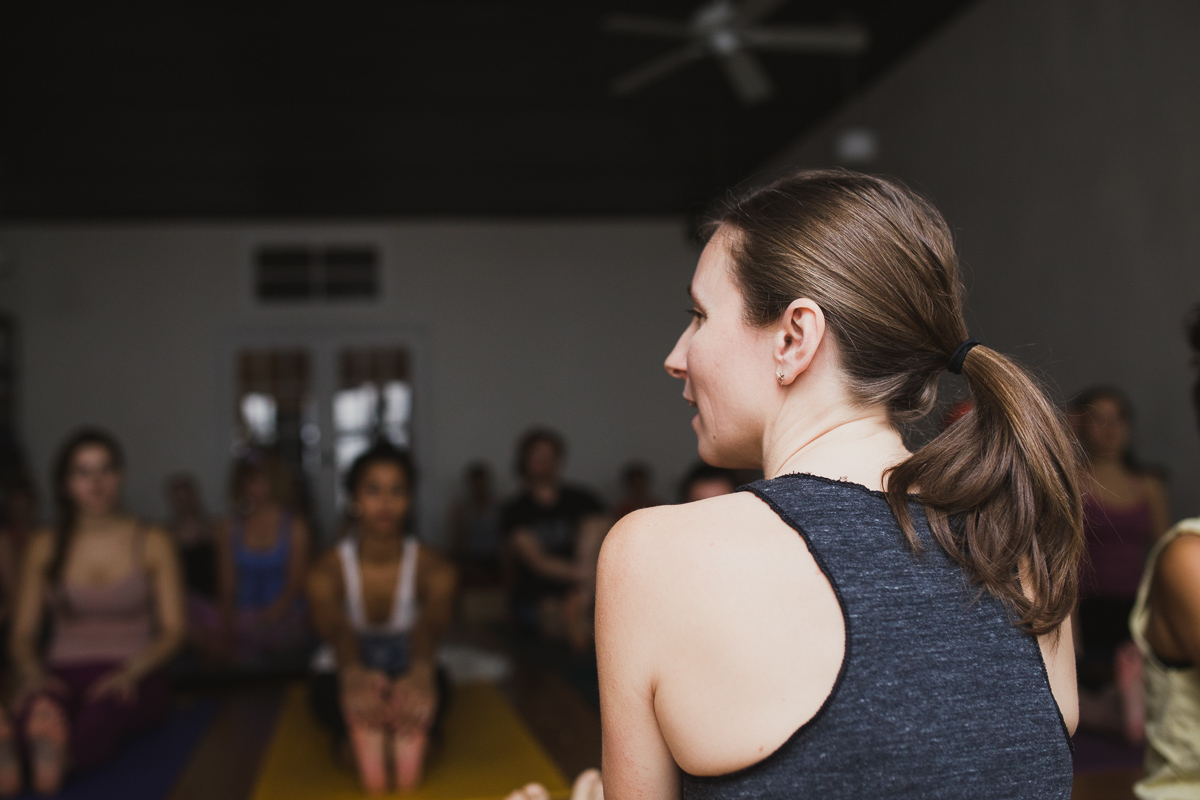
[[358, 526, 404, 563], [242, 501, 278, 521], [1090, 454, 1127, 472], [75, 510, 127, 532], [763, 405, 908, 492], [528, 480, 559, 505]]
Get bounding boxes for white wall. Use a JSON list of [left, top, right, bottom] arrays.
[[771, 0, 1200, 516], [0, 220, 702, 541]]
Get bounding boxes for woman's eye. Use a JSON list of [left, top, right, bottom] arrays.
[[686, 308, 703, 321]]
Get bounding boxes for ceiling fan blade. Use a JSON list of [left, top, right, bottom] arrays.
[[735, 0, 790, 26], [604, 14, 690, 38], [718, 49, 773, 105], [611, 42, 707, 96], [741, 24, 869, 54]]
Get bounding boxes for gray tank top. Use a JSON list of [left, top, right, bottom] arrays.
[[681, 473, 1072, 800]]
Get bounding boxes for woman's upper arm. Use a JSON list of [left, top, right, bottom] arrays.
[[12, 530, 54, 638], [215, 519, 235, 584], [306, 552, 346, 639], [417, 546, 458, 611], [288, 517, 311, 578], [145, 526, 186, 635], [1155, 534, 1200, 667], [596, 514, 680, 800]]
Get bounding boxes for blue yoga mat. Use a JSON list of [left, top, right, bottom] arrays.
[[16, 698, 220, 800]]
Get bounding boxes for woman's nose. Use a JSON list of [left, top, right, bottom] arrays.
[[664, 332, 688, 379]]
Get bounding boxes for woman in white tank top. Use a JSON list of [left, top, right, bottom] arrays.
[[306, 443, 457, 794]]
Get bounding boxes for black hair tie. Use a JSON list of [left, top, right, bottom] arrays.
[[946, 339, 980, 375]]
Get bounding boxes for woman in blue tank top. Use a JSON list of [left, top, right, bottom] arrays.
[[212, 451, 311, 664], [512, 170, 1085, 800]]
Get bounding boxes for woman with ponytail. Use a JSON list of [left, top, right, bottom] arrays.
[[584, 170, 1083, 800]]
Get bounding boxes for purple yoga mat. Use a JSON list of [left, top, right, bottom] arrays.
[[15, 698, 219, 800]]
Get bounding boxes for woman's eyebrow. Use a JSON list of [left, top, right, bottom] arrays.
[[687, 283, 705, 310]]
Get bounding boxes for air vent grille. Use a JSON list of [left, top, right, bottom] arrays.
[[254, 244, 380, 302]]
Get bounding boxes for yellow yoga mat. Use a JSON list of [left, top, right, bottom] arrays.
[[251, 682, 570, 800]]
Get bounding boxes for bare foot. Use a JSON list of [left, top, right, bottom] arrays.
[[0, 710, 20, 796], [1115, 642, 1146, 745], [505, 783, 552, 800], [26, 697, 68, 796], [347, 722, 388, 795], [571, 769, 603, 800], [392, 732, 427, 792]]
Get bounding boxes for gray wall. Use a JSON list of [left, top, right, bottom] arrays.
[[772, 0, 1200, 516], [0, 221, 701, 540]]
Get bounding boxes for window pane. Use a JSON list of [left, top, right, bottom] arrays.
[[240, 393, 277, 444], [333, 384, 379, 434]]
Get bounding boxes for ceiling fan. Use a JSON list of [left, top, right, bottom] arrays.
[[605, 0, 869, 105]]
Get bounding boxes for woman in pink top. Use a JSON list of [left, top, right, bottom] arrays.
[[1070, 388, 1171, 742], [1, 429, 185, 795]]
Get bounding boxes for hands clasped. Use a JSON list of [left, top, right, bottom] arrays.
[[340, 664, 437, 735]]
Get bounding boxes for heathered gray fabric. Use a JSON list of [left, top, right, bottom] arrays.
[[680, 473, 1072, 800]]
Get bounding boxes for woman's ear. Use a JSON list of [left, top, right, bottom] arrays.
[[773, 298, 825, 386]]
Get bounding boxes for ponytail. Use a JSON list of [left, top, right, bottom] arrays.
[[715, 169, 1085, 637], [885, 346, 1084, 636]]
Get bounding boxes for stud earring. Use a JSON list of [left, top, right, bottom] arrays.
[[777, 371, 785, 385]]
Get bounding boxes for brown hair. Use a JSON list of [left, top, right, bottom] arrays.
[[49, 428, 125, 585], [711, 169, 1084, 636], [514, 427, 566, 479], [228, 449, 294, 512]]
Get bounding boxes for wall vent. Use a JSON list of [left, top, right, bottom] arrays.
[[254, 244, 380, 302]]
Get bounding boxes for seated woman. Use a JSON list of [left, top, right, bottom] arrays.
[[1069, 387, 1171, 742], [512, 170, 1082, 800], [213, 451, 310, 664], [1129, 307, 1200, 799], [2, 429, 184, 795], [307, 443, 456, 794]]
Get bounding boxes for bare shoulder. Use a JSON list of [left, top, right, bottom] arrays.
[[312, 545, 344, 577], [25, 527, 57, 564], [288, 514, 311, 540], [603, 492, 787, 559], [599, 492, 803, 612], [1158, 530, 1200, 587], [417, 543, 456, 583], [1144, 473, 1169, 497], [142, 524, 176, 560], [307, 545, 345, 595]]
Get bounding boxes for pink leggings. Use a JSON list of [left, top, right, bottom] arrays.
[[17, 661, 170, 772]]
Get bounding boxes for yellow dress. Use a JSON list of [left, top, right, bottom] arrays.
[[1130, 517, 1200, 800]]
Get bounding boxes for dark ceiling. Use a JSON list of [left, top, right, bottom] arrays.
[[0, 1, 972, 219]]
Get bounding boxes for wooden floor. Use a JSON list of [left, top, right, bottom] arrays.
[[1072, 768, 1142, 800], [166, 625, 603, 800], [163, 629, 1140, 800]]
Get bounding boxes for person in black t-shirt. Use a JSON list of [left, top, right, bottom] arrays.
[[502, 429, 610, 650]]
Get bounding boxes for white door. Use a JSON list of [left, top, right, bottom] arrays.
[[216, 326, 429, 542]]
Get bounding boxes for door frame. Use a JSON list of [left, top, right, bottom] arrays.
[[214, 324, 433, 543]]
